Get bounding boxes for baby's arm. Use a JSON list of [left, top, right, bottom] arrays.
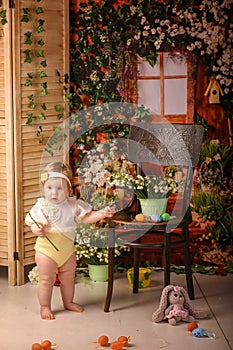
[[81, 206, 115, 224]]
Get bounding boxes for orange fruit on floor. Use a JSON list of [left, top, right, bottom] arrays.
[[187, 321, 199, 333], [117, 335, 130, 346], [31, 343, 43, 350], [110, 341, 124, 350], [41, 340, 52, 350], [97, 335, 109, 346]]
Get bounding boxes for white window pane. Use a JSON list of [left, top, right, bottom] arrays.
[[138, 56, 160, 76], [138, 80, 161, 114], [164, 79, 187, 114], [163, 53, 187, 76]]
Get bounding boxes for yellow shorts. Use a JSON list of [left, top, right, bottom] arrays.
[[35, 232, 76, 267]]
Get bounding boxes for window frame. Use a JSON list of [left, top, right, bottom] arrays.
[[137, 52, 194, 124]]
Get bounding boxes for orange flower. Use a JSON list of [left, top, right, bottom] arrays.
[[100, 66, 108, 74], [87, 34, 94, 45]]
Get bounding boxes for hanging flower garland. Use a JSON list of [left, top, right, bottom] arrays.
[[70, 0, 232, 112]]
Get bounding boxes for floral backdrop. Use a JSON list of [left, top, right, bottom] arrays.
[[70, 0, 232, 113]]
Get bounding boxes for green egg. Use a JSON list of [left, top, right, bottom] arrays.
[[161, 212, 170, 221]]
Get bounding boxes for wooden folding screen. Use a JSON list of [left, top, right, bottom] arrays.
[[0, 0, 69, 285]]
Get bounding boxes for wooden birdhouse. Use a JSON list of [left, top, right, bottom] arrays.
[[204, 76, 224, 104]]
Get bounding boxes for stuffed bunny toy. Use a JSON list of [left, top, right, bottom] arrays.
[[152, 285, 208, 325]]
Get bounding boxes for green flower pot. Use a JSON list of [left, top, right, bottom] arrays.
[[88, 264, 108, 282], [139, 198, 168, 217]]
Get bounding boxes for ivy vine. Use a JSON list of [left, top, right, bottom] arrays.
[[0, 7, 7, 36], [21, 0, 68, 143]]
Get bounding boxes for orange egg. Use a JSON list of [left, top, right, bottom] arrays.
[[41, 340, 52, 350], [117, 335, 130, 346], [97, 335, 109, 346], [187, 321, 199, 333], [110, 341, 124, 350], [31, 343, 43, 350], [135, 213, 147, 221]]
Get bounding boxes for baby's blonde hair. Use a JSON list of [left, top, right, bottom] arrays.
[[43, 161, 73, 186]]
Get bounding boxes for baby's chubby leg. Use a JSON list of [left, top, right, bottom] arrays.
[[35, 252, 57, 320], [58, 253, 84, 312]]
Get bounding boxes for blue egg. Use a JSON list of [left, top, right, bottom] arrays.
[[192, 327, 205, 337], [150, 214, 162, 222]]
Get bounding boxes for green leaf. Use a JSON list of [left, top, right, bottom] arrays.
[[41, 82, 48, 96], [64, 74, 69, 84], [54, 104, 63, 112], [37, 39, 45, 46], [39, 70, 47, 78], [22, 8, 30, 14], [36, 7, 44, 14], [1, 18, 7, 25], [36, 50, 45, 58], [21, 15, 29, 23], [27, 94, 34, 101], [41, 103, 47, 110], [28, 101, 35, 109], [25, 79, 32, 86], [57, 113, 64, 120], [38, 112, 46, 120], [27, 72, 34, 79], [0, 10, 7, 18], [24, 37, 32, 45], [24, 31, 32, 38], [40, 60, 47, 67]]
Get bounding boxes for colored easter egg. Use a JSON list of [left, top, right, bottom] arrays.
[[161, 212, 170, 221], [150, 214, 162, 222]]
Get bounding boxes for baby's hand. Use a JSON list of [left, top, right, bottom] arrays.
[[101, 206, 116, 218], [31, 223, 45, 238]]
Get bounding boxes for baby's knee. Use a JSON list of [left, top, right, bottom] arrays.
[[39, 273, 56, 286]]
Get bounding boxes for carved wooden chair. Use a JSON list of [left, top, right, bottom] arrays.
[[104, 123, 204, 312]]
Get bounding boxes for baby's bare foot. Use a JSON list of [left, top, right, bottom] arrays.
[[64, 302, 84, 312], [40, 306, 55, 320]]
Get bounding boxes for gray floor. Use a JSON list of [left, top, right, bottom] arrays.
[[0, 266, 232, 350]]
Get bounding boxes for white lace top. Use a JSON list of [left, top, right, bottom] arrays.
[[25, 197, 92, 240]]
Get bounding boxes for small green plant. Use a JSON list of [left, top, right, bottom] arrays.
[[191, 190, 233, 249]]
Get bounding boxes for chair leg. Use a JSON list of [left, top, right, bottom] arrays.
[[183, 225, 195, 300], [133, 248, 140, 293], [164, 231, 171, 287], [104, 227, 115, 312]]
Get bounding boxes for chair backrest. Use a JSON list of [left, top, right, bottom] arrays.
[[128, 123, 204, 167], [127, 123, 204, 218]]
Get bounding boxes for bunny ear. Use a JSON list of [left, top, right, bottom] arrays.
[[152, 285, 175, 323]]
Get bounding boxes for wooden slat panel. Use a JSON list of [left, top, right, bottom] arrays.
[[0, 0, 69, 285], [13, 0, 69, 285], [0, 0, 10, 278]]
